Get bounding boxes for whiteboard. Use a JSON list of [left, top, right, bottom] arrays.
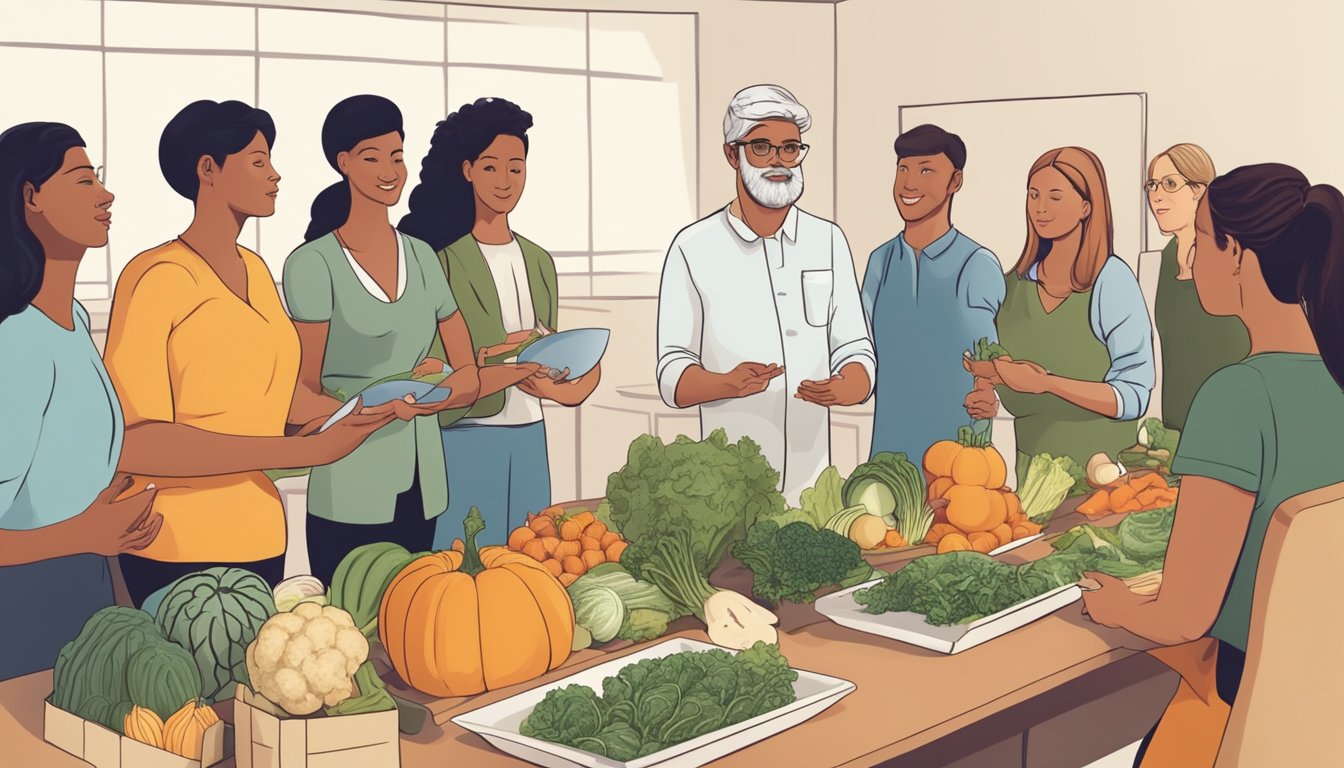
[[900, 94, 1147, 273]]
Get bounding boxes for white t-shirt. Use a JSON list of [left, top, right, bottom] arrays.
[[459, 238, 545, 426]]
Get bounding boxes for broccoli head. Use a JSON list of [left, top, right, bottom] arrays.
[[731, 521, 868, 606]]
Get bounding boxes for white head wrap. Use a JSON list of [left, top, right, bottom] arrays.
[[723, 84, 811, 144]]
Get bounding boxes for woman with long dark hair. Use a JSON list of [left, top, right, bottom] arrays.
[[284, 95, 533, 583], [0, 122, 162, 680], [965, 146, 1155, 486], [104, 101, 396, 606], [401, 97, 600, 548], [1082, 163, 1344, 767]]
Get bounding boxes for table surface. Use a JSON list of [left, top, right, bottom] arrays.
[[0, 499, 1157, 768]]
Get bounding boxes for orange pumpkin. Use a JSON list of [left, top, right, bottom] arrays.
[[923, 431, 1009, 489], [379, 507, 574, 698]]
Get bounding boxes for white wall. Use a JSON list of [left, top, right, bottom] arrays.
[[835, 0, 1344, 275]]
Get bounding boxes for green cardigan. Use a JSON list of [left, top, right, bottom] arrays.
[[429, 232, 559, 427]]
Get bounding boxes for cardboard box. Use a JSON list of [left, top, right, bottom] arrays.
[[44, 699, 227, 768], [233, 686, 400, 768]]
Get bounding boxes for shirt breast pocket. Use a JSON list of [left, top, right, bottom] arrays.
[[801, 269, 833, 328]]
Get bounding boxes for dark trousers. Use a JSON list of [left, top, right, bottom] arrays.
[[1132, 639, 1247, 766], [119, 552, 285, 609], [305, 468, 435, 586]]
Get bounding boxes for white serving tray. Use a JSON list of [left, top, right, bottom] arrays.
[[988, 532, 1044, 557], [815, 579, 1082, 654], [451, 638, 856, 768]]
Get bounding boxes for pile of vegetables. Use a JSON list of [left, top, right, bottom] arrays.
[[567, 563, 682, 647], [731, 520, 880, 606], [378, 507, 575, 698], [842, 452, 933, 549], [519, 642, 798, 761], [853, 505, 1175, 626], [605, 429, 783, 649], [1077, 470, 1179, 518], [923, 428, 1038, 553], [1119, 418, 1181, 474], [1017, 453, 1089, 521], [505, 505, 628, 587], [50, 569, 272, 759]]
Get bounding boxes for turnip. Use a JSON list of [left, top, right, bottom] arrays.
[[703, 590, 779, 649]]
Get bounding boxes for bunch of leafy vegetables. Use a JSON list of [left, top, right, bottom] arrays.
[[1020, 453, 1090, 521], [606, 429, 785, 623], [519, 642, 798, 761], [771, 466, 846, 529], [842, 452, 933, 544], [567, 563, 683, 645], [967, 337, 1010, 361], [853, 506, 1175, 625], [731, 521, 881, 606]]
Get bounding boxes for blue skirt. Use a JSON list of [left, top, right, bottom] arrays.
[[434, 421, 552, 549], [0, 554, 114, 681]]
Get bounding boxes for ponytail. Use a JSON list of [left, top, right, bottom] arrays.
[[1298, 185, 1344, 389], [304, 181, 352, 243]]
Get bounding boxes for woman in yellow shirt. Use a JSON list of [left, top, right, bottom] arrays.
[[104, 100, 396, 605]]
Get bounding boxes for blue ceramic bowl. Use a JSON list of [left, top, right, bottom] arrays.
[[517, 328, 610, 380], [318, 380, 453, 432]]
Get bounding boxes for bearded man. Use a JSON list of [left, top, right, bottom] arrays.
[[655, 84, 874, 505]]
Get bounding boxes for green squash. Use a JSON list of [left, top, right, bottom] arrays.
[[127, 641, 202, 720], [329, 542, 417, 638], [156, 568, 276, 704]]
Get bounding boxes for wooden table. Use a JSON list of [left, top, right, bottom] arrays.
[[0, 499, 1177, 768]]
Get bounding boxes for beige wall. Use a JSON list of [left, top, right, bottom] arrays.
[[835, 0, 1344, 276]]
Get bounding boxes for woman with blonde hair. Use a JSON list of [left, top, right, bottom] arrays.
[[965, 146, 1154, 485], [1148, 143, 1249, 431]]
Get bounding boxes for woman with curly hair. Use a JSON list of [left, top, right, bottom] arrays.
[[401, 97, 600, 548]]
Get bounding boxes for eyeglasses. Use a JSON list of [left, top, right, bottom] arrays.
[[96, 165, 105, 184], [1144, 175, 1200, 194], [732, 139, 809, 166]]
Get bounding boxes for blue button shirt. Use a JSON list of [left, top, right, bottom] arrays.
[[0, 303, 123, 530], [861, 227, 1004, 460]]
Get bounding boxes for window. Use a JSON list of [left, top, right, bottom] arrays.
[[0, 0, 698, 301]]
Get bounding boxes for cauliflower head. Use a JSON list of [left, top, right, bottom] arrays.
[[245, 602, 368, 715]]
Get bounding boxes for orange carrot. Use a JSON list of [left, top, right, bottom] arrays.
[[1077, 490, 1111, 517]]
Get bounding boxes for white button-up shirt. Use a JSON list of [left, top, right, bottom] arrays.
[[657, 204, 876, 505]]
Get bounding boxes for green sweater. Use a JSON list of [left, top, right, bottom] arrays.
[[429, 233, 559, 428]]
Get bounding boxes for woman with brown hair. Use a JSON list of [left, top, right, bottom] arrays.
[[1147, 144, 1249, 431], [965, 147, 1155, 485], [1081, 164, 1344, 766]]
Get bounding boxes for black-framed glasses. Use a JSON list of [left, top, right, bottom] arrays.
[[1144, 174, 1200, 193], [732, 139, 809, 165]]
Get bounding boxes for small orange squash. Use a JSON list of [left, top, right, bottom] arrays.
[[379, 507, 575, 698], [162, 699, 217, 759], [124, 705, 164, 749]]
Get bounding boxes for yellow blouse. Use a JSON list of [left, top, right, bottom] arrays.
[[103, 240, 299, 562]]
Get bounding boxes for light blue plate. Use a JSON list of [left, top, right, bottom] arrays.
[[516, 328, 610, 380], [318, 380, 453, 432]]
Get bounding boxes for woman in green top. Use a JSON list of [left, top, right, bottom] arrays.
[[401, 98, 601, 548], [1082, 164, 1344, 767], [283, 96, 532, 584], [1147, 143, 1249, 431], [966, 147, 1155, 486]]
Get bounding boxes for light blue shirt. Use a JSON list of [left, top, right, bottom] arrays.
[[1026, 257, 1154, 420], [0, 303, 123, 530], [861, 227, 1004, 460]]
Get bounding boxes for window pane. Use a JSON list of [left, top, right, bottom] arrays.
[[258, 57, 445, 277], [104, 53, 255, 279], [448, 67, 589, 253], [106, 2, 255, 51], [0, 0, 100, 46], [589, 13, 695, 79], [590, 78, 694, 253], [259, 8, 444, 62], [446, 6, 585, 70]]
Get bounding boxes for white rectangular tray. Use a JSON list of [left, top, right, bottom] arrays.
[[451, 638, 856, 768], [815, 579, 1082, 654]]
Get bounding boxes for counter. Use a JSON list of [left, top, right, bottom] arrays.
[[0, 500, 1175, 768]]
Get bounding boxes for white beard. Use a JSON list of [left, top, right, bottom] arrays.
[[740, 148, 804, 209]]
